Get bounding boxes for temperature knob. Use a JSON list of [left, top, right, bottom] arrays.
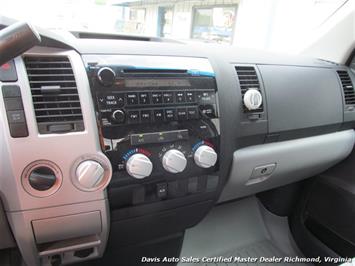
[[76, 160, 105, 189], [97, 67, 116, 86], [162, 149, 187, 173], [126, 154, 153, 179], [243, 89, 262, 110], [194, 145, 217, 168]]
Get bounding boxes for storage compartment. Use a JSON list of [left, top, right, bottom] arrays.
[[219, 130, 355, 202], [32, 211, 102, 244], [258, 65, 343, 134]]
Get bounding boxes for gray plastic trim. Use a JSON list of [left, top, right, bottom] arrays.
[[0, 48, 111, 264], [0, 200, 15, 249], [219, 130, 355, 202], [7, 199, 109, 266], [32, 211, 102, 244]]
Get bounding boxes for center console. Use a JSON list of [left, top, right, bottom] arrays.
[[84, 55, 221, 247]]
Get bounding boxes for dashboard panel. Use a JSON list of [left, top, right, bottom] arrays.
[[0, 28, 355, 266]]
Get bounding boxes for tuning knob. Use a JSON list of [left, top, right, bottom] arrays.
[[126, 154, 153, 179], [243, 89, 262, 110], [111, 109, 125, 124], [76, 160, 105, 189], [97, 67, 116, 86], [194, 145, 218, 168], [162, 149, 187, 173]]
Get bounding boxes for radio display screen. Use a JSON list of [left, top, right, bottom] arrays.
[[125, 79, 191, 88]]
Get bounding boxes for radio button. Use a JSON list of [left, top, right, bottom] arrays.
[[127, 110, 140, 124], [163, 92, 174, 103], [187, 107, 199, 119], [116, 94, 125, 107], [139, 92, 150, 105], [177, 108, 187, 120], [152, 92, 163, 104], [186, 92, 195, 102], [175, 91, 186, 103], [199, 104, 216, 118], [197, 91, 215, 104], [153, 109, 164, 122], [141, 110, 152, 123], [165, 108, 176, 121], [126, 92, 139, 105]]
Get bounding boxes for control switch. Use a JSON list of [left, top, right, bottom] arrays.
[[126, 154, 153, 179]]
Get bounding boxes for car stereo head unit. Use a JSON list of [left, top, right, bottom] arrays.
[[85, 56, 218, 137]]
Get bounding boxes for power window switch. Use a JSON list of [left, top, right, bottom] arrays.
[[157, 183, 168, 199]]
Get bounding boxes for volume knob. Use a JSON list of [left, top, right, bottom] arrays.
[[194, 145, 217, 168], [162, 149, 187, 173], [126, 154, 153, 179], [97, 67, 116, 86]]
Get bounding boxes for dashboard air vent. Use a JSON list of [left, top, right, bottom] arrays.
[[24, 56, 84, 134], [235, 66, 263, 113], [337, 70, 355, 105]]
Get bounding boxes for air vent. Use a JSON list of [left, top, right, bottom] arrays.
[[235, 66, 263, 113], [24, 56, 84, 134], [337, 70, 355, 105]]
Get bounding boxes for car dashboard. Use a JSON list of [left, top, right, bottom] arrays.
[[0, 29, 355, 266]]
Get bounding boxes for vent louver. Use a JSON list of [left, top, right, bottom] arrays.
[[337, 70, 355, 105], [235, 66, 263, 113], [24, 56, 84, 134]]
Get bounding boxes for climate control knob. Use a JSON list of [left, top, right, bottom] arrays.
[[243, 88, 262, 110], [162, 149, 187, 174], [76, 160, 105, 189], [97, 67, 116, 86], [194, 145, 218, 168], [126, 154, 153, 179]]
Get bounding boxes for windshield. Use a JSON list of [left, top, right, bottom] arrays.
[[0, 0, 350, 54]]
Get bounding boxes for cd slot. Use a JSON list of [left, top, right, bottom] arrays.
[[123, 69, 187, 75]]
